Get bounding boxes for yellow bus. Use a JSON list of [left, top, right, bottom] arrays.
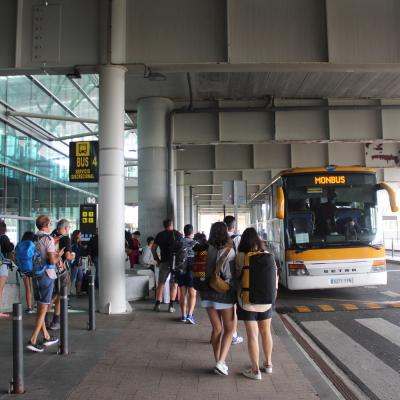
[[252, 166, 398, 290]]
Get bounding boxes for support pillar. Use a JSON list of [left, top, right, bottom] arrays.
[[176, 171, 184, 232], [184, 185, 191, 227], [138, 98, 173, 239], [98, 65, 129, 314]]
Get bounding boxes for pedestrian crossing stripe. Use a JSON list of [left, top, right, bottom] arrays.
[[342, 303, 359, 311], [276, 301, 400, 314], [318, 304, 335, 312], [302, 320, 400, 400]]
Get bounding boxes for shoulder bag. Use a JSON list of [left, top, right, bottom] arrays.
[[209, 246, 232, 294]]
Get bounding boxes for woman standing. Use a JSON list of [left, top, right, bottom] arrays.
[[236, 227, 277, 380], [15, 231, 36, 314], [70, 230, 84, 296], [200, 222, 235, 376]]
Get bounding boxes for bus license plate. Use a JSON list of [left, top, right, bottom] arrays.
[[330, 277, 354, 285]]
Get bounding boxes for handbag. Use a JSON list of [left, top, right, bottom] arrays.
[[209, 246, 232, 294]]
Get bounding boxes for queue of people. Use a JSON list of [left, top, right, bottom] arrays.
[[144, 215, 277, 380]]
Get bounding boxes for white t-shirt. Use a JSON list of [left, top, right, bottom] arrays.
[[228, 231, 241, 252]]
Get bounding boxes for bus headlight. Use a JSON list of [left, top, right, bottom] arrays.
[[371, 260, 386, 272], [288, 263, 310, 276]]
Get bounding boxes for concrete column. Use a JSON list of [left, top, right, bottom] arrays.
[[176, 171, 184, 232], [98, 65, 129, 314], [184, 185, 191, 227], [138, 97, 173, 239]]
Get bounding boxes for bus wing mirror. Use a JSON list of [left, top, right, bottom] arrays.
[[378, 182, 399, 212], [276, 186, 285, 219]]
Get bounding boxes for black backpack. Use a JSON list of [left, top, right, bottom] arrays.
[[169, 233, 187, 273]]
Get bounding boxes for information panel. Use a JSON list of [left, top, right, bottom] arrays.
[[69, 141, 99, 182], [79, 204, 97, 240]]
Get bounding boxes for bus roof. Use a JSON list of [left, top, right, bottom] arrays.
[[278, 167, 376, 177]]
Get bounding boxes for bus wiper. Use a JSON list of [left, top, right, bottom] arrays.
[[349, 240, 382, 250]]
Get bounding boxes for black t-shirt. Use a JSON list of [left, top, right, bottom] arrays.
[[0, 234, 14, 256], [53, 233, 72, 261], [155, 230, 183, 263]]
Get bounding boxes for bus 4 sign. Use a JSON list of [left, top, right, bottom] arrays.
[[69, 141, 99, 182]]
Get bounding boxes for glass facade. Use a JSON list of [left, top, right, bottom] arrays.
[[0, 74, 136, 240]]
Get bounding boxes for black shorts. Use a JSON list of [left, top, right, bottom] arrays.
[[236, 304, 272, 321]]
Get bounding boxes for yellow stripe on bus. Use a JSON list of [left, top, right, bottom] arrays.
[[295, 306, 312, 313], [318, 304, 335, 312], [342, 304, 359, 311], [286, 247, 384, 262], [367, 303, 383, 309], [390, 303, 400, 308]]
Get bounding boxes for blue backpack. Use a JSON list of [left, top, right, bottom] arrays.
[[15, 241, 35, 274]]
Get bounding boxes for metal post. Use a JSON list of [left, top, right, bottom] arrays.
[[392, 238, 394, 258], [88, 274, 96, 330], [59, 286, 68, 355], [10, 303, 24, 394]]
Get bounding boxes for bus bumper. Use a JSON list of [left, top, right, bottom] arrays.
[[287, 271, 387, 290]]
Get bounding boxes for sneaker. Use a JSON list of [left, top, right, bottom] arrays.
[[260, 363, 273, 374], [25, 308, 34, 314], [168, 305, 175, 313], [49, 322, 60, 331], [153, 303, 161, 312], [214, 361, 228, 376], [181, 316, 187, 323], [232, 335, 244, 345], [26, 341, 44, 353], [186, 315, 195, 324], [43, 336, 59, 347], [242, 368, 262, 380]]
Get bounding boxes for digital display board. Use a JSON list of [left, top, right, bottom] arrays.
[[285, 173, 375, 188], [69, 141, 99, 182]]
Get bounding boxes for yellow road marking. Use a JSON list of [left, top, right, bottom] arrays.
[[390, 302, 400, 308], [342, 304, 359, 311], [318, 304, 335, 312], [295, 306, 312, 313], [367, 303, 384, 309]]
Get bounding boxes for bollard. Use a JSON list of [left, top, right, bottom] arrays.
[[88, 273, 96, 330], [59, 285, 69, 355], [10, 303, 24, 394]]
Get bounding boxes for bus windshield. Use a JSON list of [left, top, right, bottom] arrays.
[[284, 173, 379, 250]]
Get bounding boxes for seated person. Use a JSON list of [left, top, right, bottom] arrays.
[[316, 191, 337, 236], [343, 218, 361, 240]]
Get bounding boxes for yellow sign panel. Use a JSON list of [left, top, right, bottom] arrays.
[[314, 176, 346, 185], [76, 142, 90, 157]]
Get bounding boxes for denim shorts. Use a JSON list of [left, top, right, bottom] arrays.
[[0, 264, 8, 278], [36, 273, 55, 305]]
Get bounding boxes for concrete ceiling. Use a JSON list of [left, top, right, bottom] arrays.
[[125, 71, 400, 110]]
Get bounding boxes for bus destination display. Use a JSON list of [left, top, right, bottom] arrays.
[[69, 141, 99, 182]]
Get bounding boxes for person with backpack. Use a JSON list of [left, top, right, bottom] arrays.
[[235, 227, 277, 380], [153, 219, 183, 313], [223, 215, 244, 345], [26, 215, 59, 352], [48, 219, 73, 330], [15, 231, 37, 314], [70, 230, 84, 296], [200, 222, 236, 376], [176, 224, 197, 324], [0, 220, 15, 319]]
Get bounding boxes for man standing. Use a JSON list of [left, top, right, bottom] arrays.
[[223, 215, 244, 345], [153, 219, 182, 312], [27, 215, 59, 352], [0, 221, 14, 318], [48, 219, 73, 330]]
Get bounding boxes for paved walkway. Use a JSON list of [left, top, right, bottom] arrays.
[[0, 297, 339, 400]]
